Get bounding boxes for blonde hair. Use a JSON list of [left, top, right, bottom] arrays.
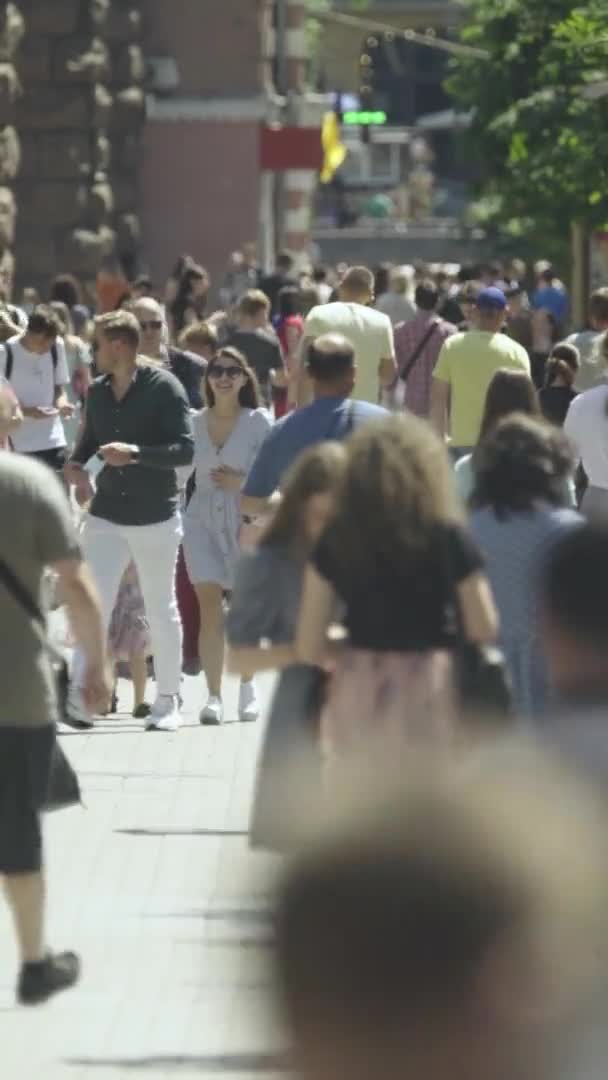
[[95, 310, 140, 350], [178, 320, 218, 353], [340, 266, 374, 299], [238, 290, 271, 319]]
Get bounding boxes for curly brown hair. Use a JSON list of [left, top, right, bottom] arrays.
[[324, 415, 462, 579], [471, 414, 573, 517]]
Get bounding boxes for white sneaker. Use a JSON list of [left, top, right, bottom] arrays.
[[238, 680, 260, 723], [200, 696, 223, 726], [146, 694, 182, 733]]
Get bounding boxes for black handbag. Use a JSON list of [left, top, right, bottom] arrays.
[[44, 739, 82, 813], [456, 641, 513, 719], [441, 539, 514, 720], [0, 558, 82, 811]]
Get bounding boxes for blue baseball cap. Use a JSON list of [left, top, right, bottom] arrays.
[[476, 286, 507, 310]]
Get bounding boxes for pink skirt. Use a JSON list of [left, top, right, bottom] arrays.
[[322, 647, 456, 764]]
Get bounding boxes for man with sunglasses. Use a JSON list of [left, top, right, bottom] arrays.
[[133, 297, 206, 408]]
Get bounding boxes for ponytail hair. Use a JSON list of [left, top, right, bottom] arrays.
[[544, 343, 580, 389]]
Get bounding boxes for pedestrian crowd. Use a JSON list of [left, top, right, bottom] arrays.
[[3, 242, 608, 1080]]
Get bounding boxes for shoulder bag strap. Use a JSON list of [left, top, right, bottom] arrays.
[[5, 341, 13, 380], [343, 400, 356, 436], [0, 556, 65, 663], [399, 320, 440, 383], [51, 343, 58, 371]]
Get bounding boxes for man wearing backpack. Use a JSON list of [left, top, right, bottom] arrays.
[[0, 305, 74, 471]]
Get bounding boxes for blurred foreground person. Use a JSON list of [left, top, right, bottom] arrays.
[[541, 526, 608, 793], [228, 442, 346, 851], [0, 390, 110, 1004], [296, 415, 498, 766], [275, 760, 608, 1080], [543, 524, 608, 711]]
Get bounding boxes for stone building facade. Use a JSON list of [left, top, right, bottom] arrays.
[[0, 0, 145, 302]]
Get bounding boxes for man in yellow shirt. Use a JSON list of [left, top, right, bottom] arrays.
[[430, 287, 530, 457]]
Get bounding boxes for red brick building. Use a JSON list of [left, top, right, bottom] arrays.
[[141, 0, 305, 295]]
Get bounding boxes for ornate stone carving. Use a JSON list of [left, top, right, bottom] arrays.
[[12, 0, 145, 295], [0, 124, 20, 181], [0, 184, 16, 246], [0, 4, 25, 63]]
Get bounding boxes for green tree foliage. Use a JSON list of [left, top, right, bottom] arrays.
[[447, 1, 608, 239]]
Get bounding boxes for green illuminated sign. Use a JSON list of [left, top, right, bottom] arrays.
[[343, 110, 387, 126]]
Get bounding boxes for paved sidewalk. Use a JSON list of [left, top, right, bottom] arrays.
[[0, 670, 284, 1080]]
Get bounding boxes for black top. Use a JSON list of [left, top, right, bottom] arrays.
[[164, 346, 206, 409], [226, 328, 283, 404], [539, 385, 577, 427], [314, 523, 483, 651], [260, 271, 297, 315], [72, 365, 194, 526]]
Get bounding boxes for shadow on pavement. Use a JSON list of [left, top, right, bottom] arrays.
[[141, 907, 270, 921], [115, 828, 249, 837], [64, 1052, 289, 1071]]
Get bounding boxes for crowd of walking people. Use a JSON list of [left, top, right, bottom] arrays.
[[3, 242, 608, 1042]]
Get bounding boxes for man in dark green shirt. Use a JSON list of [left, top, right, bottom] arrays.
[[66, 310, 194, 733]]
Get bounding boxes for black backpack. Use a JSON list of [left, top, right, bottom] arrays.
[[5, 340, 59, 381]]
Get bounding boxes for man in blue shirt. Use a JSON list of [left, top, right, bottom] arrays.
[[242, 334, 386, 516], [532, 267, 569, 329]]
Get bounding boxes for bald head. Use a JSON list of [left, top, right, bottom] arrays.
[[339, 266, 374, 304], [133, 296, 163, 321], [307, 333, 356, 396]]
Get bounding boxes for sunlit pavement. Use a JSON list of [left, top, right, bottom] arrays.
[[0, 665, 285, 1080]]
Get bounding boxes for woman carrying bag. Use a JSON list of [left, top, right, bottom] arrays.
[[295, 415, 499, 772]]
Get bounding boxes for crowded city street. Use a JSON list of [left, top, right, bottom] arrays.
[[2, 2, 608, 1080]]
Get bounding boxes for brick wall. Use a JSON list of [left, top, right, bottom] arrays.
[[140, 0, 271, 292], [143, 0, 267, 98], [140, 119, 261, 294]]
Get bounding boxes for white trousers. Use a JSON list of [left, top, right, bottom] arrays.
[[73, 513, 183, 696]]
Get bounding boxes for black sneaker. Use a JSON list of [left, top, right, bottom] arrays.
[[18, 951, 81, 1005], [133, 703, 151, 719]]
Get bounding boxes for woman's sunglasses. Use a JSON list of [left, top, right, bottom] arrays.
[[208, 363, 244, 380], [139, 320, 163, 331]]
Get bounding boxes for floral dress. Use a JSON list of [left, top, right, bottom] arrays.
[[108, 562, 151, 661]]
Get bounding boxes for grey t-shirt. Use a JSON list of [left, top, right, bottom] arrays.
[[0, 454, 81, 728], [227, 545, 304, 647]]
